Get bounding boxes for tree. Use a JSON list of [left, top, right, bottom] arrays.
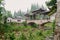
[[46, 0, 57, 16], [0, 0, 10, 37], [46, 0, 57, 39], [14, 10, 25, 19], [0, 0, 6, 36], [19, 33, 27, 40], [0, 0, 3, 23], [17, 10, 25, 17], [14, 11, 17, 18], [54, 1, 60, 40], [6, 11, 12, 17], [29, 4, 40, 20], [30, 4, 40, 12], [46, 0, 56, 6]]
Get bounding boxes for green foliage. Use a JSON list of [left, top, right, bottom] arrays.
[[9, 33, 15, 40], [47, 0, 57, 6], [17, 10, 25, 17], [0, 0, 8, 34], [31, 23, 38, 28], [14, 10, 25, 19], [44, 22, 53, 27], [4, 16, 7, 24], [48, 4, 57, 16], [14, 11, 17, 18], [0, 0, 3, 4], [0, 23, 13, 33], [0, 24, 53, 40], [28, 31, 34, 40], [30, 4, 39, 12], [0, 0, 55, 40], [0, 15, 12, 33], [46, 0, 57, 16], [0, 0, 3, 22], [52, 20, 55, 32], [4, 32, 15, 40], [6, 11, 12, 17], [19, 33, 27, 40], [22, 21, 27, 27], [4, 24, 13, 33], [4, 33, 15, 40], [0, 24, 5, 33], [0, 0, 10, 34], [36, 30, 43, 36]]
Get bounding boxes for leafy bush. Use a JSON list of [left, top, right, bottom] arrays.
[[28, 22, 38, 28], [4, 32, 15, 40], [52, 20, 55, 32], [19, 33, 27, 40], [28, 31, 33, 40], [4, 24, 13, 33], [9, 33, 15, 40], [32, 23, 38, 28], [22, 21, 27, 27]]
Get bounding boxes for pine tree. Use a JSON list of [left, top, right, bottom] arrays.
[[0, 0, 8, 35], [46, 0, 57, 6], [0, 0, 3, 23], [30, 4, 39, 12], [6, 11, 12, 18]]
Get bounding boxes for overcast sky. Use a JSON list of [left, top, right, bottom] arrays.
[[4, 0, 50, 14]]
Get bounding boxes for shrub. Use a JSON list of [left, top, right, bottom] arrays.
[[19, 33, 27, 40], [22, 21, 27, 27], [28, 22, 38, 28], [32, 23, 38, 28], [28, 31, 34, 40], [52, 20, 55, 32], [4, 32, 15, 40], [9, 33, 15, 40]]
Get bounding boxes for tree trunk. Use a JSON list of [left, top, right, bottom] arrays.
[[54, 0, 60, 40]]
